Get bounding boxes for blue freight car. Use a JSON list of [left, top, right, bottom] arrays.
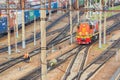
[[15, 10, 30, 28], [0, 1, 73, 35], [0, 17, 7, 34], [51, 2, 58, 12]]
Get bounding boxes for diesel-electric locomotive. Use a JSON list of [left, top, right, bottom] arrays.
[[76, 19, 99, 44]]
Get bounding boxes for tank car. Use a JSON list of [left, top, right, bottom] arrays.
[[76, 19, 98, 44]]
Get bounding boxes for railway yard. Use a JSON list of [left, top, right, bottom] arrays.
[[1, 0, 120, 80]]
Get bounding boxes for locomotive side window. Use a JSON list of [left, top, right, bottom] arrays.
[[77, 23, 81, 29], [90, 25, 93, 29], [77, 26, 79, 29]]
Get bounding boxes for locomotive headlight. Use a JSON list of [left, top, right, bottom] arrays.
[[79, 32, 82, 35]]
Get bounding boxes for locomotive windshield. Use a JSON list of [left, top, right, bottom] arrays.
[[80, 19, 94, 25]]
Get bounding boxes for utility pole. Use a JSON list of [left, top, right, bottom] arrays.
[[57, 0, 59, 14], [86, 0, 89, 18], [14, 1, 19, 53], [69, 0, 73, 44], [65, 0, 68, 9], [40, 0, 47, 80], [108, 0, 111, 7], [48, 0, 51, 20], [112, 0, 115, 15], [77, 0, 79, 23], [89, 0, 92, 17], [15, 8, 18, 38], [95, 0, 98, 19], [103, 0, 106, 44], [21, 0, 26, 48], [99, 0, 102, 48], [12, 12, 18, 53], [7, 0, 11, 55], [34, 16, 36, 46]]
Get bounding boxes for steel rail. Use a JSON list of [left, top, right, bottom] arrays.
[[62, 46, 89, 80], [20, 46, 86, 80], [20, 20, 120, 80], [76, 37, 120, 80]]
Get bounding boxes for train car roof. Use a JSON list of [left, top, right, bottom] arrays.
[[31, 1, 57, 8]]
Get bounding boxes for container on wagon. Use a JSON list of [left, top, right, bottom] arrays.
[[33, 5, 40, 19], [17, 10, 22, 28], [29, 10, 34, 22], [0, 17, 7, 34], [24, 10, 30, 24]]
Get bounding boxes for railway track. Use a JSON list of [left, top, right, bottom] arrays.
[[0, 12, 79, 73], [0, 12, 69, 53], [62, 46, 90, 80], [47, 16, 77, 46], [65, 17, 120, 80], [0, 11, 120, 79], [75, 37, 120, 80], [0, 9, 120, 53], [0, 34, 69, 73], [110, 67, 120, 80], [0, 29, 71, 73], [20, 45, 86, 80], [20, 18, 120, 79]]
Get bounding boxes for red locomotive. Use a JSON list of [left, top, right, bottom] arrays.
[[76, 19, 99, 44]]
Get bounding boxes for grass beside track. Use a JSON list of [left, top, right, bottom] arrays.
[[90, 5, 120, 20]]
